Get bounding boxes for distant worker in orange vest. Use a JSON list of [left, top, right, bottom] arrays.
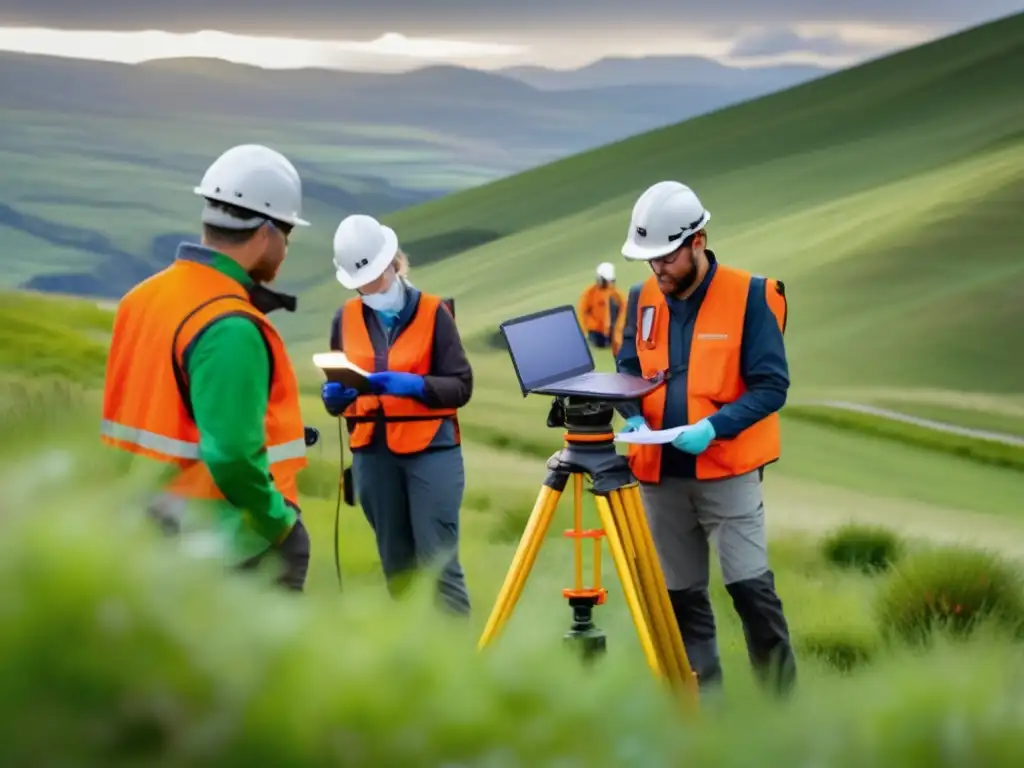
[[323, 214, 473, 615], [101, 144, 312, 591], [578, 261, 626, 355], [615, 180, 795, 697]]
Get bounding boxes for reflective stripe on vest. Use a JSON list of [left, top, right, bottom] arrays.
[[628, 265, 786, 482], [340, 292, 459, 454], [101, 258, 307, 504], [99, 420, 307, 464]]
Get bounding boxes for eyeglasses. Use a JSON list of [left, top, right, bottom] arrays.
[[649, 248, 683, 267], [648, 231, 699, 268], [265, 219, 294, 241]]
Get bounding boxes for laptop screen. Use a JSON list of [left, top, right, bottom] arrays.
[[500, 305, 595, 394]]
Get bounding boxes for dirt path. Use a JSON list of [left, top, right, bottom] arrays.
[[765, 473, 1024, 559], [799, 399, 1024, 447]]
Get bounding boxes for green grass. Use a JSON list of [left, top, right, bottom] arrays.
[[0, 290, 113, 385], [5, 384, 1024, 765], [867, 399, 1024, 438], [785, 404, 1024, 471]]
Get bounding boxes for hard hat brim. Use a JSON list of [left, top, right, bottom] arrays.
[[621, 240, 679, 261], [194, 187, 310, 228], [620, 210, 710, 261], [334, 225, 399, 291]]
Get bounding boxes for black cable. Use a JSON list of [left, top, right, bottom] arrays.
[[333, 416, 344, 591]]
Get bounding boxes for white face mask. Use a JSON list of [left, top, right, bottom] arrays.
[[361, 275, 405, 313]]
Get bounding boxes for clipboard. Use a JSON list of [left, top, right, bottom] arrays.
[[312, 352, 360, 508], [312, 352, 373, 394]]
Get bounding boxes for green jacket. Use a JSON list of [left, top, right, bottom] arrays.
[[174, 246, 297, 561]]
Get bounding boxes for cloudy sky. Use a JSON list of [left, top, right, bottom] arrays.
[[0, 1, 1020, 71]]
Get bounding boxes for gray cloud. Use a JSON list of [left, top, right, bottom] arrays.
[[1, 1, 1021, 35], [730, 28, 868, 58]]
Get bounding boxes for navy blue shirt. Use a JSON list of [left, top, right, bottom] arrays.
[[615, 251, 789, 478]]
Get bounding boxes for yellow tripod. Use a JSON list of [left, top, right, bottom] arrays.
[[477, 396, 699, 707]]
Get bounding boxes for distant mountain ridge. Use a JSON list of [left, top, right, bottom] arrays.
[[499, 55, 830, 91]]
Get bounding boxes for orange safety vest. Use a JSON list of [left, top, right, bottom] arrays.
[[100, 258, 307, 505], [341, 292, 459, 453], [628, 265, 788, 483], [578, 283, 625, 336]]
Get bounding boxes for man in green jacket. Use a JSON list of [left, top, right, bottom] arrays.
[[102, 144, 312, 590]]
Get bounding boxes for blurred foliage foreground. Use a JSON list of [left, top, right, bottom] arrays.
[[3, 383, 1024, 767]]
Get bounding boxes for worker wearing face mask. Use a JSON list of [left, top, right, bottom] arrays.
[[322, 214, 474, 615]]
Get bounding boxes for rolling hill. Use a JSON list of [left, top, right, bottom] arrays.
[[281, 11, 1024, 422], [0, 52, 821, 298]]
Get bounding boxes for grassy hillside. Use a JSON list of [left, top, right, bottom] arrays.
[[0, 291, 113, 386], [0, 53, 821, 299], [281, 12, 1024, 420]]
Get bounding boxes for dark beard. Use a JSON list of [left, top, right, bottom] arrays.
[[656, 251, 698, 296], [670, 267, 700, 296]]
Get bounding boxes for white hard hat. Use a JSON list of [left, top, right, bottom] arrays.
[[194, 144, 309, 228], [621, 181, 710, 261], [596, 262, 616, 281], [332, 214, 399, 290]]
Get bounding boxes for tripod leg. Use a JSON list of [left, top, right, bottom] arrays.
[[478, 484, 562, 650], [607, 490, 645, 608], [608, 488, 685, 686], [622, 485, 700, 699], [603, 490, 656, 670], [593, 493, 664, 678]]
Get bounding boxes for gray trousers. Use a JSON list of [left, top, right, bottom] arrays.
[[352, 445, 471, 615], [641, 470, 796, 695]]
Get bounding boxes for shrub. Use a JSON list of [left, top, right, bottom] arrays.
[[874, 546, 1024, 645], [796, 626, 878, 673], [821, 524, 904, 573]]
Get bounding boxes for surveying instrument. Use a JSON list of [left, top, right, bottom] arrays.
[[477, 305, 699, 705]]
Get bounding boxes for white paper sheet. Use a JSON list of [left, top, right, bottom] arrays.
[[312, 352, 370, 376], [613, 425, 688, 445]]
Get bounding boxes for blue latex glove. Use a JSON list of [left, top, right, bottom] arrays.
[[321, 381, 358, 416], [621, 415, 648, 433], [670, 418, 716, 455], [367, 371, 426, 398]]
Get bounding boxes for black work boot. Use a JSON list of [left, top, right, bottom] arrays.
[[669, 587, 723, 696], [725, 570, 797, 697]]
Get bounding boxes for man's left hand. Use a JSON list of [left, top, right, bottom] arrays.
[[367, 371, 425, 398], [670, 419, 716, 454]]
